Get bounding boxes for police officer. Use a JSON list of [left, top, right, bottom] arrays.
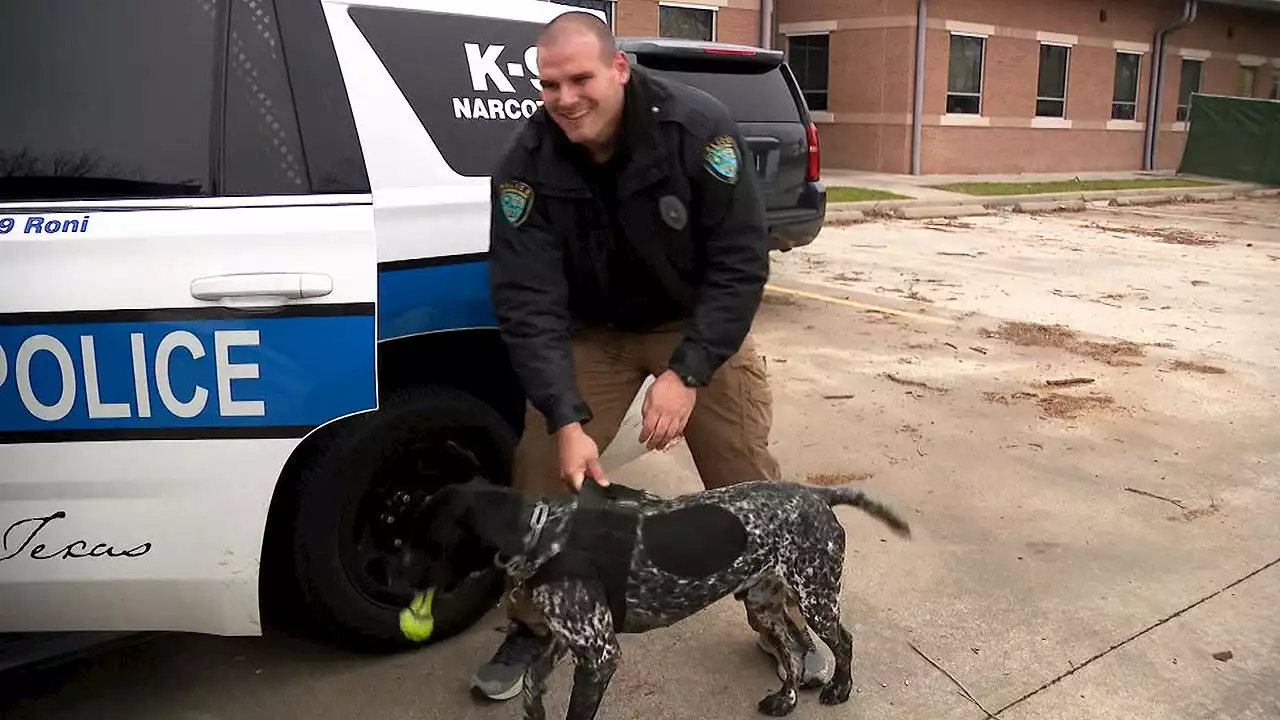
[[472, 11, 830, 702]]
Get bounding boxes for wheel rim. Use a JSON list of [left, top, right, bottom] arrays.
[[338, 426, 508, 611]]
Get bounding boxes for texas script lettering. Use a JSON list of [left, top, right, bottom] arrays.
[[0, 511, 152, 561]]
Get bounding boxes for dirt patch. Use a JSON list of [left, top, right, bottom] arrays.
[[807, 471, 873, 486], [1168, 499, 1222, 523], [981, 391, 1039, 406], [982, 321, 1145, 366], [829, 272, 866, 283], [931, 219, 976, 230], [904, 286, 935, 304], [882, 372, 949, 393], [1038, 392, 1117, 420], [1168, 360, 1227, 375], [1090, 222, 1221, 247]]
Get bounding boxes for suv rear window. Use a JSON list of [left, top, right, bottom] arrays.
[[633, 57, 803, 124]]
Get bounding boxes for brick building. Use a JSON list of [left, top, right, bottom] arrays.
[[571, 0, 1280, 175]]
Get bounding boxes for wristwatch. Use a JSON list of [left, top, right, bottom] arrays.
[[677, 371, 705, 388]]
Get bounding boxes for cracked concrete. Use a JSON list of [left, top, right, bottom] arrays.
[[3, 198, 1278, 720]]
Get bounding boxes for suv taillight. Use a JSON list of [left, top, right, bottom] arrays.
[[804, 121, 820, 182]]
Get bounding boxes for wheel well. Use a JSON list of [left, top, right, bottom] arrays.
[[375, 328, 527, 433], [257, 327, 527, 625]]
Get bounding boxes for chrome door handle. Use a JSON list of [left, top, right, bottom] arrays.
[[190, 273, 333, 302]]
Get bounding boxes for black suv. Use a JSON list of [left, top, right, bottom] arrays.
[[618, 36, 826, 252]]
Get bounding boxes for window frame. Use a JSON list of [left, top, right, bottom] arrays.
[[657, 1, 717, 42], [1111, 50, 1142, 121], [1238, 63, 1257, 97], [945, 32, 986, 116], [1176, 57, 1203, 122], [786, 32, 830, 112], [1034, 41, 1071, 118]]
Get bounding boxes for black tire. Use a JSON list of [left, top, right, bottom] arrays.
[[288, 384, 517, 654]]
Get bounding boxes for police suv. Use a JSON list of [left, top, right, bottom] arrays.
[[0, 0, 605, 658], [0, 0, 819, 662]]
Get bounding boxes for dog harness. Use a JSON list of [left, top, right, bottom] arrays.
[[530, 481, 642, 628], [518, 481, 750, 631]]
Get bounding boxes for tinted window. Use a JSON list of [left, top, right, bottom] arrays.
[[0, 0, 220, 201], [348, 7, 547, 178], [276, 0, 371, 194], [636, 59, 802, 124], [787, 35, 829, 111], [223, 0, 310, 196]]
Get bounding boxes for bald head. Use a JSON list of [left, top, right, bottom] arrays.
[[537, 11, 617, 63]]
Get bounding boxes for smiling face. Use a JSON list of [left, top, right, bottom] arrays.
[[535, 26, 629, 158]]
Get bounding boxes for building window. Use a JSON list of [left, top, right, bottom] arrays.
[[1177, 58, 1202, 122], [551, 0, 615, 30], [787, 34, 829, 111], [946, 34, 984, 114], [1111, 51, 1141, 120], [659, 3, 715, 41], [1239, 64, 1257, 97], [1035, 43, 1070, 117]]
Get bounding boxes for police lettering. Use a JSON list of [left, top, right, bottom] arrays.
[[454, 42, 543, 122], [0, 215, 91, 235], [452, 97, 543, 120], [0, 329, 264, 423]]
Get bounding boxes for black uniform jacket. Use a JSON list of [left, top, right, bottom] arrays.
[[487, 66, 770, 433]]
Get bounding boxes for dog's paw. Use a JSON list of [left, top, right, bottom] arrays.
[[757, 690, 798, 717], [819, 680, 852, 706]]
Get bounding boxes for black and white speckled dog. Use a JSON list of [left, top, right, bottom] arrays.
[[405, 476, 911, 720]]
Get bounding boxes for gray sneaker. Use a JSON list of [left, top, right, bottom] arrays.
[[470, 626, 544, 701], [756, 629, 834, 689]]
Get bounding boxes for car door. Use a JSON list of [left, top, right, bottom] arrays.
[[0, 0, 378, 637]]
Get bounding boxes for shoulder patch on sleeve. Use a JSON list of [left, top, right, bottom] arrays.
[[498, 180, 534, 226], [701, 134, 740, 185]]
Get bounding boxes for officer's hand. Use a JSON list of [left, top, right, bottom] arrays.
[[641, 371, 697, 451], [555, 423, 608, 492]]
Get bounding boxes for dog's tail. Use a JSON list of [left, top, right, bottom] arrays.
[[812, 484, 912, 539]]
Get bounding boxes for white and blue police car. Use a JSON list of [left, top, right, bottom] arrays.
[[0, 0, 633, 660]]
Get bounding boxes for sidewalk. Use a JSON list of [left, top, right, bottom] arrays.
[[819, 167, 1277, 220]]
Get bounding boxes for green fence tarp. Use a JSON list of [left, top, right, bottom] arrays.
[[1178, 93, 1280, 186]]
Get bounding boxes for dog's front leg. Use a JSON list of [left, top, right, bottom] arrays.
[[522, 635, 564, 720], [564, 642, 618, 720], [531, 580, 619, 720]]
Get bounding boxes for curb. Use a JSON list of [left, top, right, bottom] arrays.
[[825, 208, 867, 225], [895, 204, 992, 220], [1014, 199, 1088, 213], [822, 181, 1273, 225]]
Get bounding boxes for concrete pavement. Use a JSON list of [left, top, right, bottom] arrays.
[[4, 198, 1279, 720]]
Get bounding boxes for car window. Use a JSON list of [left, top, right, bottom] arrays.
[[0, 0, 221, 202], [636, 59, 802, 124]]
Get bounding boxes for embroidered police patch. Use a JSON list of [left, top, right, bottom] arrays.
[[498, 181, 534, 226], [702, 134, 740, 184]]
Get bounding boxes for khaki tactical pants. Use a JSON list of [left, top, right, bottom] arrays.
[[501, 324, 807, 639]]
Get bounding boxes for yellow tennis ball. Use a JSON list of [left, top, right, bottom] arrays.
[[399, 587, 437, 642]]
